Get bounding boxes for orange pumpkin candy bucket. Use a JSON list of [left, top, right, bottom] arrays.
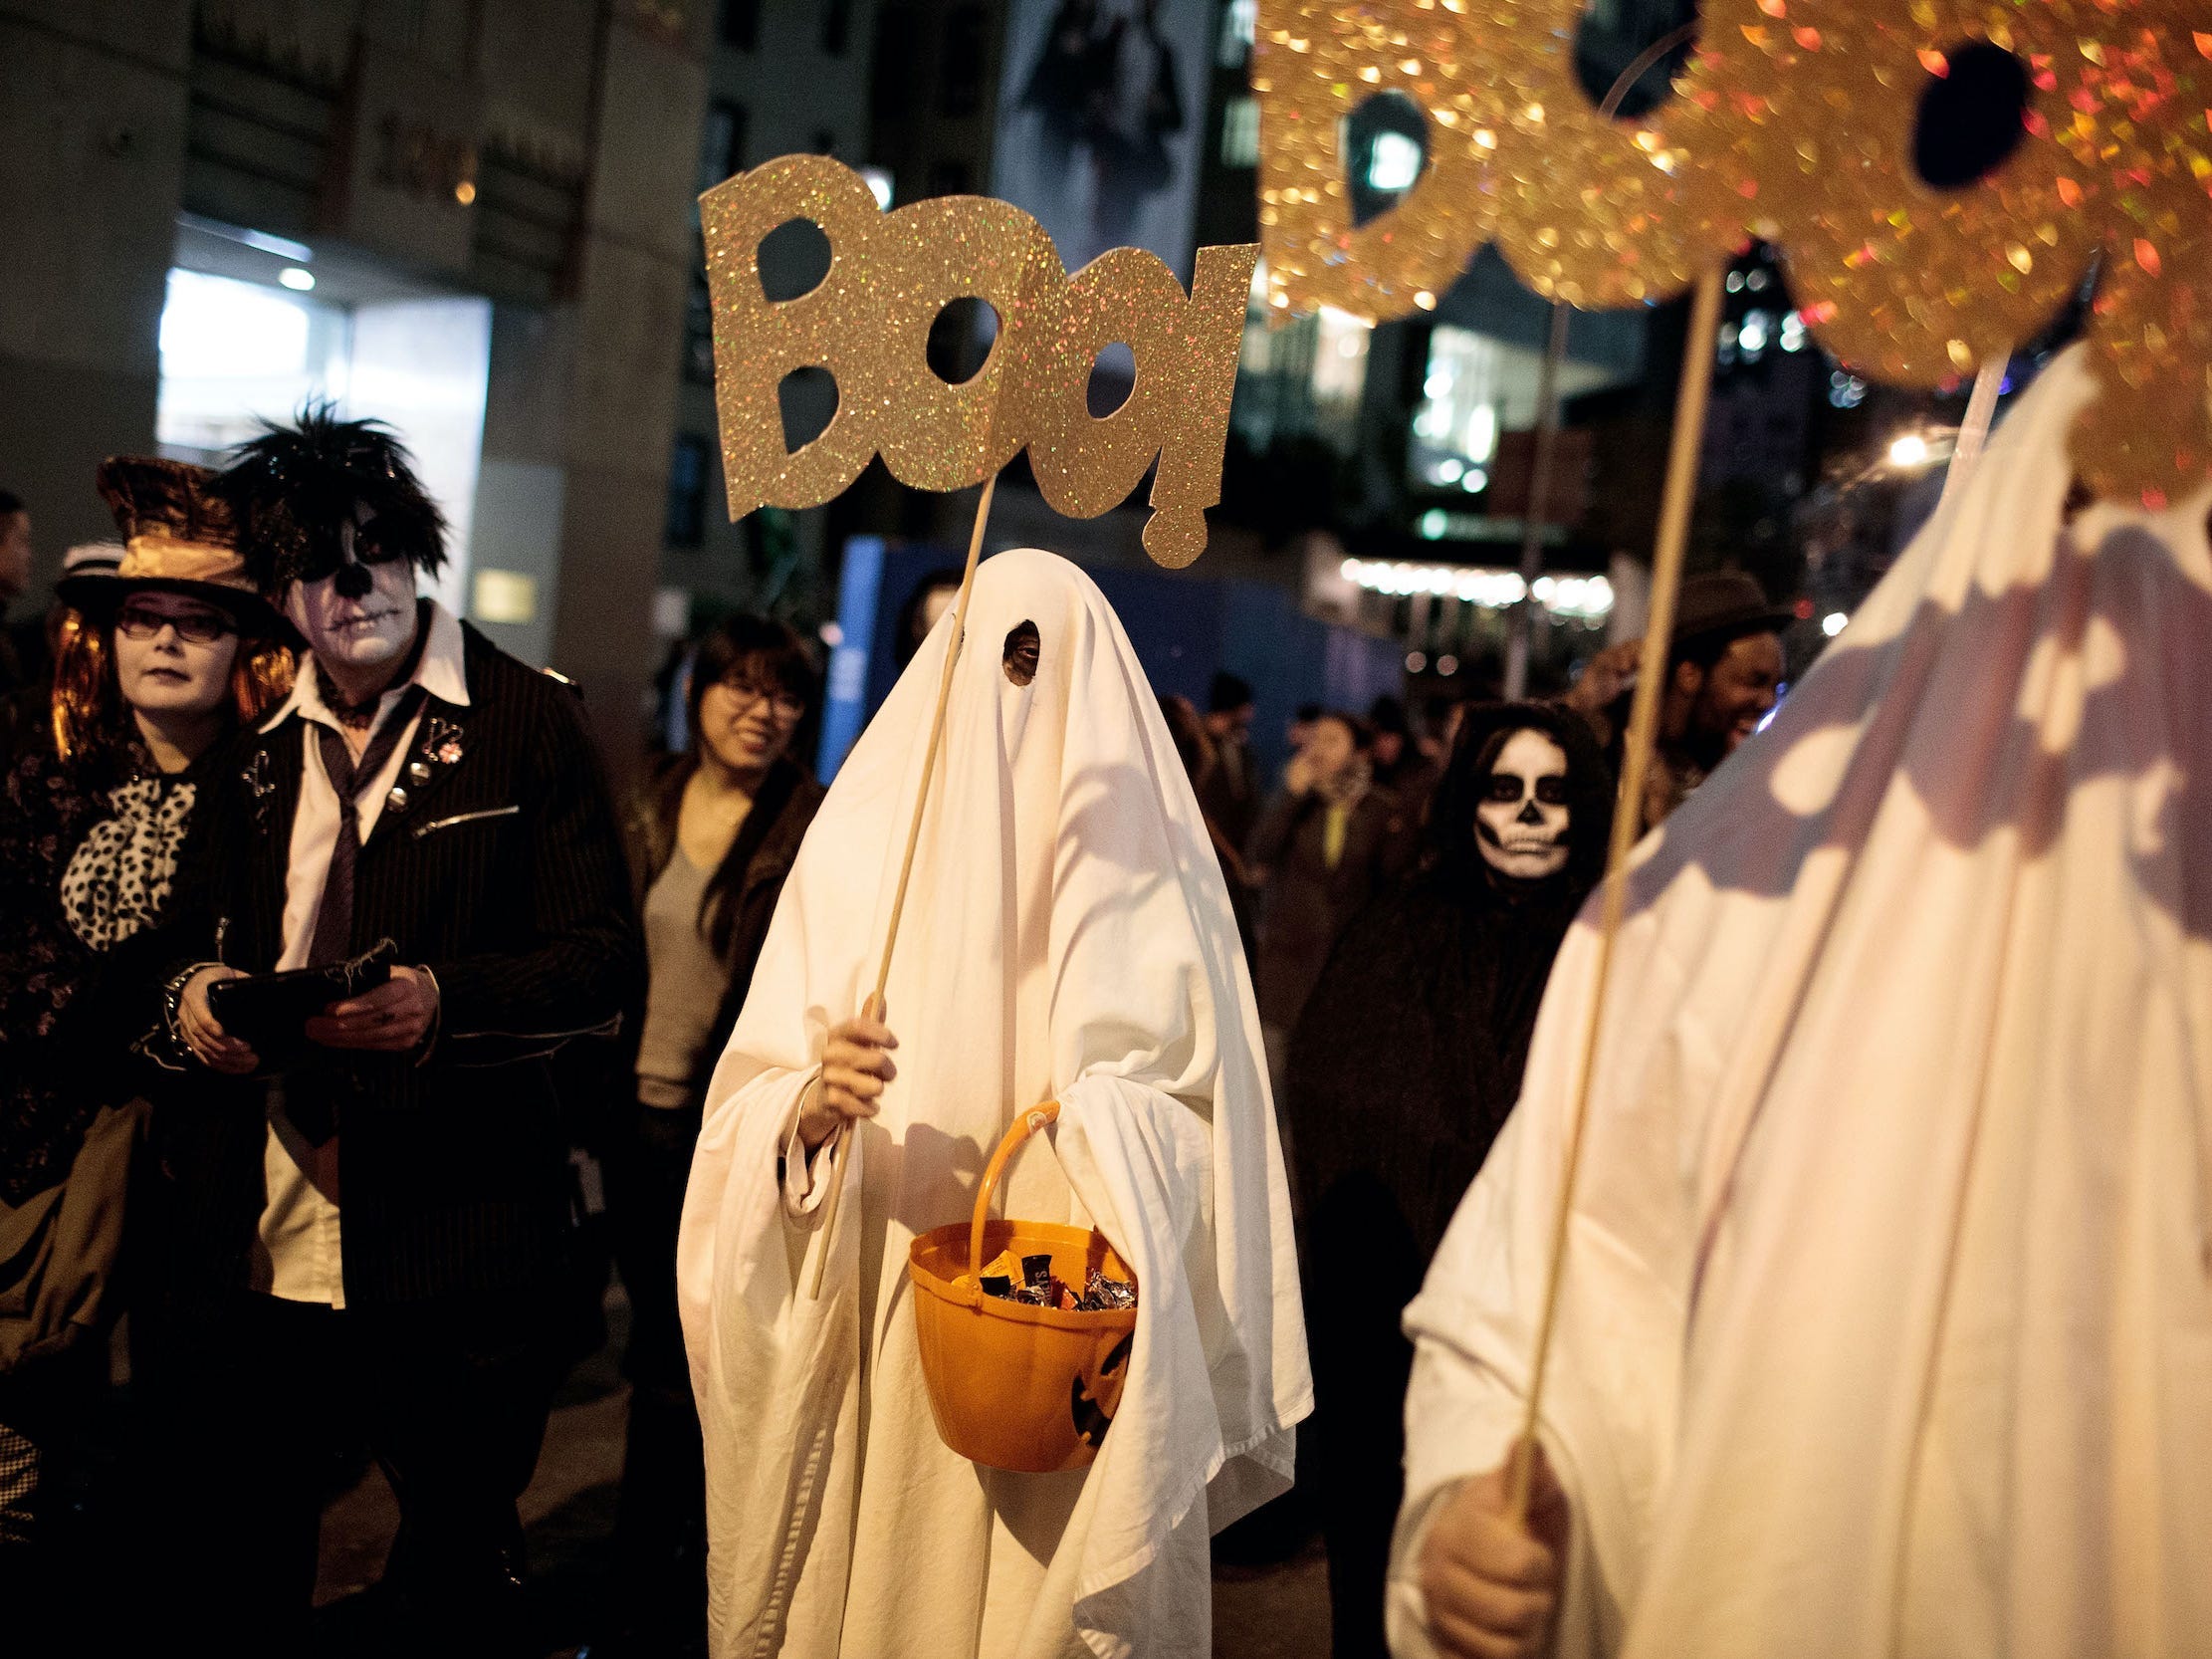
[[907, 1102, 1140, 1474]]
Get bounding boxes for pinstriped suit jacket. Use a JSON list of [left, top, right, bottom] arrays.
[[151, 622, 644, 1304]]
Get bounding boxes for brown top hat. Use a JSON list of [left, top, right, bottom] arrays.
[[57, 456, 282, 633], [1668, 571, 1796, 653]]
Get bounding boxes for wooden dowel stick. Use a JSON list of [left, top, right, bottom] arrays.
[[1503, 20, 1696, 702], [808, 470, 999, 1300], [1937, 352, 2009, 516], [1506, 263, 1725, 1517], [1504, 300, 1569, 702]]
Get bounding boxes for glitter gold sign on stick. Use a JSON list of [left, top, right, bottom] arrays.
[[1254, 0, 2212, 506], [702, 153, 1259, 567], [699, 155, 1259, 1300]]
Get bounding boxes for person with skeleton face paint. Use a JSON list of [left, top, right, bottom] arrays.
[[1474, 726, 1574, 880], [1282, 702, 1612, 1659], [136, 406, 642, 1652]]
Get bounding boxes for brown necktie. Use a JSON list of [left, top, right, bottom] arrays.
[[306, 687, 426, 967]]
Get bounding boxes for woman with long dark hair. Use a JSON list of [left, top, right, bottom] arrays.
[[0, 458, 290, 1605], [1283, 701, 1614, 1659], [605, 611, 825, 1644]]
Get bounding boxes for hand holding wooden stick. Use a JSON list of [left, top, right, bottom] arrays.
[[799, 995, 897, 1149], [1420, 1443, 1571, 1659], [807, 468, 1000, 1300]]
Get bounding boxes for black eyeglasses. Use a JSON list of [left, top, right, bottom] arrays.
[[716, 677, 807, 720], [116, 603, 235, 644]]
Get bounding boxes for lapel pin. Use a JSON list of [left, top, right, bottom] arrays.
[[243, 748, 278, 834]]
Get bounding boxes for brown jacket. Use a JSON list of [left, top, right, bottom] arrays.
[[1245, 782, 1415, 1034]]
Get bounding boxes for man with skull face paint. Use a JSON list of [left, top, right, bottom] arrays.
[[1283, 702, 1612, 1659], [137, 409, 642, 1654]]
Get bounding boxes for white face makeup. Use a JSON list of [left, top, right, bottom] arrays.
[[1474, 726, 1571, 879], [112, 592, 240, 720], [283, 516, 418, 673]]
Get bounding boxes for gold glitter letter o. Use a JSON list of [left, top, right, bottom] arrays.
[[1473, 0, 1723, 308], [1678, 0, 2104, 386], [860, 196, 1066, 491]]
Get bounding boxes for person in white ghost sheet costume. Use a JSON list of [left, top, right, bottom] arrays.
[[1389, 345, 2212, 1659], [677, 548, 1311, 1659]]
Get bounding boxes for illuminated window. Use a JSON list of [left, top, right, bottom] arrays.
[[155, 251, 490, 615], [1218, 0, 1257, 67], [1406, 326, 1619, 496], [1220, 98, 1259, 167], [156, 269, 349, 459], [1366, 130, 1425, 191]]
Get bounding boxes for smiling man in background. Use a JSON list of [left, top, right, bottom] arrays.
[[141, 407, 641, 1656], [1563, 571, 1789, 830]]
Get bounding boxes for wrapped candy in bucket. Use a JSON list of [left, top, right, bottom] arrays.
[[907, 1103, 1141, 1474]]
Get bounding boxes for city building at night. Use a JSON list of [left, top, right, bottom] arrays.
[[1, 0, 715, 773]]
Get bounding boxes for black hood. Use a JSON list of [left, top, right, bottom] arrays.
[[1423, 699, 1616, 904]]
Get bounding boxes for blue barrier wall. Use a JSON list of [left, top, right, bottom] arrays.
[[819, 538, 1404, 787]]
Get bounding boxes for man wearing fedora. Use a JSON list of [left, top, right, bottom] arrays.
[[143, 408, 640, 1654], [1563, 570, 1790, 830]]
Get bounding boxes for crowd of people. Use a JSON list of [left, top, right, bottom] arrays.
[[0, 409, 1797, 1658], [1145, 601, 1785, 1659]]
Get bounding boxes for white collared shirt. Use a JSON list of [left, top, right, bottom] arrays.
[[252, 599, 471, 1307]]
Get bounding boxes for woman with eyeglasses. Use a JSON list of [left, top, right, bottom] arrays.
[[603, 610, 824, 1645], [0, 458, 290, 1606]]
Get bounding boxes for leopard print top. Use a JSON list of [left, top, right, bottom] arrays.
[[1, 734, 207, 1203], [59, 773, 197, 951]]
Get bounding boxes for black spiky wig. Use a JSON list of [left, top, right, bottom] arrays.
[[217, 402, 448, 593]]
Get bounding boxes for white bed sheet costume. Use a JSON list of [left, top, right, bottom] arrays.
[[1391, 346, 2212, 1659], [679, 549, 1311, 1659]]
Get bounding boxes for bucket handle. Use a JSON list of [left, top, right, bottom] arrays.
[[970, 1101, 1061, 1280]]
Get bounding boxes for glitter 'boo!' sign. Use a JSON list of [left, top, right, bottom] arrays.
[[703, 154, 1258, 568], [1255, 0, 2211, 506]]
